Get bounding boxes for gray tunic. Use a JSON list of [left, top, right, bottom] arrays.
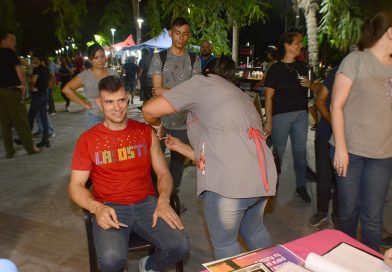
[[149, 50, 201, 130], [163, 74, 277, 198], [77, 69, 118, 116], [330, 49, 392, 159]]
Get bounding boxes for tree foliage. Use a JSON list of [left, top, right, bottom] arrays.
[[319, 0, 392, 51], [51, 0, 89, 45], [146, 0, 269, 55], [0, 0, 17, 33]]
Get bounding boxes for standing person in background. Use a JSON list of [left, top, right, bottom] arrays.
[[122, 56, 138, 104], [73, 51, 84, 75], [47, 57, 58, 114], [330, 11, 392, 251], [137, 48, 153, 107], [199, 40, 216, 72], [62, 43, 118, 129], [148, 17, 201, 193], [308, 66, 339, 228], [59, 55, 73, 112], [264, 28, 320, 203], [0, 31, 38, 158], [28, 51, 50, 148]]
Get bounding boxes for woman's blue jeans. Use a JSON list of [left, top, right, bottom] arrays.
[[201, 191, 272, 260], [85, 111, 103, 130], [92, 196, 189, 272], [271, 110, 308, 187], [331, 147, 392, 251]]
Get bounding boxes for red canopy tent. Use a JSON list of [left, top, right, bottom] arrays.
[[112, 34, 136, 50]]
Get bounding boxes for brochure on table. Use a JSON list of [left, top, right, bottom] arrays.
[[203, 242, 392, 272], [203, 245, 304, 272]]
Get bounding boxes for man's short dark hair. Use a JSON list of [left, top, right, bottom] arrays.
[[0, 31, 15, 42], [98, 76, 124, 93], [171, 17, 190, 29]]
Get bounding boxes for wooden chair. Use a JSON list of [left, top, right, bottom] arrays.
[[82, 182, 183, 272]]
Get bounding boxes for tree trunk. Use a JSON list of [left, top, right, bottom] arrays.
[[131, 0, 139, 43], [232, 22, 239, 66], [298, 0, 319, 73], [305, 5, 318, 71]]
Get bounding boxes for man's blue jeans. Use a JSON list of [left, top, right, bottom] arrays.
[[92, 196, 189, 271], [271, 110, 308, 187], [331, 147, 392, 251], [201, 191, 271, 260]]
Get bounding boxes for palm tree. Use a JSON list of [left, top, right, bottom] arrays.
[[297, 0, 320, 71]]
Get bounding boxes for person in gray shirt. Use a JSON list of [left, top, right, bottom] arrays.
[[149, 17, 201, 192]]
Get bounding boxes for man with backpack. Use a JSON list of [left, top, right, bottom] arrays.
[[148, 17, 201, 194]]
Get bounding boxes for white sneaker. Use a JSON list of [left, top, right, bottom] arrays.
[[138, 256, 159, 272]]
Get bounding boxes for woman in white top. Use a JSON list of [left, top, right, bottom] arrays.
[[62, 44, 118, 129], [330, 11, 392, 251]]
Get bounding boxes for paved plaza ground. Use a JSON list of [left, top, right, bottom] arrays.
[[0, 98, 391, 271]]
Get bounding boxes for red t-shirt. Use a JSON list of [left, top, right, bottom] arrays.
[[71, 119, 155, 204]]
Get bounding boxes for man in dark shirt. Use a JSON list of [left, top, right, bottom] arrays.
[[200, 40, 216, 72], [122, 56, 138, 104], [28, 51, 50, 148], [0, 31, 38, 158], [137, 48, 153, 105]]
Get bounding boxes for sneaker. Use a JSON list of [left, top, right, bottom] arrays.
[[305, 166, 316, 181], [308, 212, 327, 227], [139, 256, 158, 272], [296, 187, 311, 203], [49, 133, 56, 138]]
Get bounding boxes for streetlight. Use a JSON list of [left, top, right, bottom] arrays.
[[110, 28, 116, 45], [137, 18, 144, 44]]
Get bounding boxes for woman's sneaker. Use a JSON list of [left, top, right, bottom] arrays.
[[139, 256, 158, 272], [308, 212, 328, 227], [295, 186, 311, 203]]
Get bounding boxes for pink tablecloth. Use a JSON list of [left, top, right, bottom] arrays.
[[201, 229, 383, 271], [283, 229, 383, 260]]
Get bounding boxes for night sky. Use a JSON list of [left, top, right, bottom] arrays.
[[13, 0, 286, 59]]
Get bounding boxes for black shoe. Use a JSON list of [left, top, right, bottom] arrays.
[[308, 212, 327, 227], [306, 166, 316, 181], [36, 140, 50, 148], [296, 187, 311, 203], [14, 139, 22, 145]]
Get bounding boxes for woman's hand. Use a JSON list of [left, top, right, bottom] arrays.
[[165, 135, 183, 153], [333, 147, 349, 177], [264, 121, 272, 136], [83, 101, 92, 110], [299, 76, 311, 88], [384, 248, 392, 268]]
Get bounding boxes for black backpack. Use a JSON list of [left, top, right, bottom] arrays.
[[158, 49, 197, 72]]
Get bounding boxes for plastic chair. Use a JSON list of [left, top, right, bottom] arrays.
[[82, 182, 183, 272]]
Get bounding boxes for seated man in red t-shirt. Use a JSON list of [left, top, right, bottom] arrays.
[[68, 75, 188, 272]]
